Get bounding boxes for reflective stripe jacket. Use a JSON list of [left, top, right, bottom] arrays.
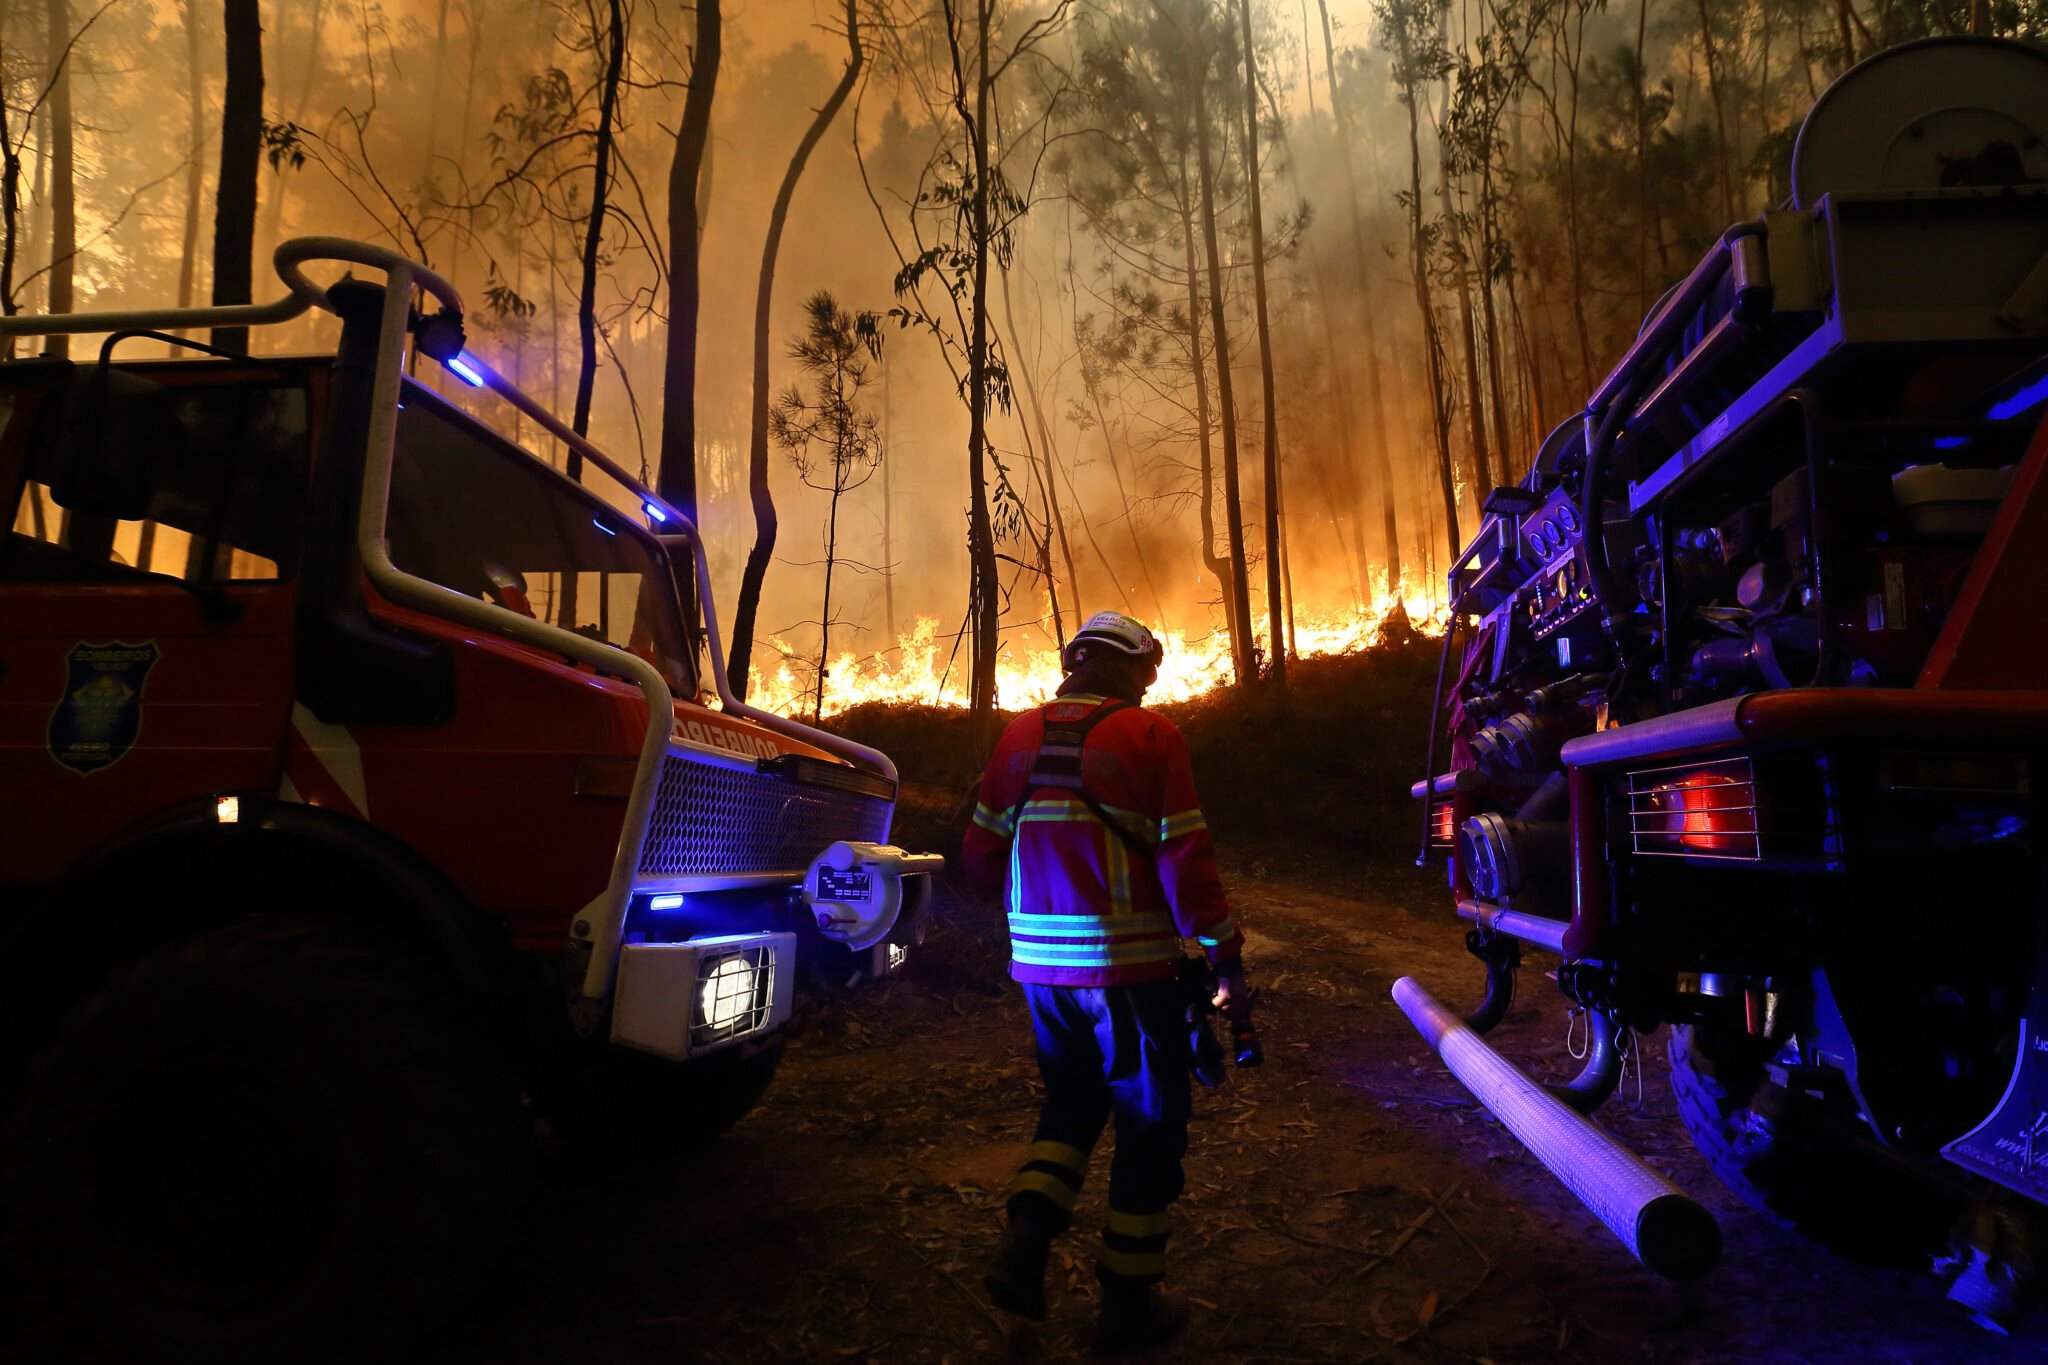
[[962, 693, 1243, 986]]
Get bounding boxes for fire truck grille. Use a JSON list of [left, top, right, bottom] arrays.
[[638, 755, 891, 880]]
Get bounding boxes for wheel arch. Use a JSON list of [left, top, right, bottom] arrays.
[[1, 795, 522, 1068]]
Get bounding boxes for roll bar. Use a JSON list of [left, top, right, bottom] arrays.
[[0, 238, 892, 774]]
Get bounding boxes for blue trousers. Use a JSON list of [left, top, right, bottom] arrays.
[[1005, 980, 1191, 1283]]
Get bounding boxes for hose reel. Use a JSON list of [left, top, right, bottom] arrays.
[[802, 840, 945, 951], [1791, 37, 2048, 210]]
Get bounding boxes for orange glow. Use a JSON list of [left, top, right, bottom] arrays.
[[746, 581, 1447, 718], [1658, 773, 1752, 853]]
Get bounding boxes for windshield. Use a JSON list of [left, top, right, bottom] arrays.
[[387, 380, 694, 694]]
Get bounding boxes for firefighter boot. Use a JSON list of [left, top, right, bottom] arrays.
[[984, 1214, 1054, 1320], [1094, 1277, 1190, 1354]]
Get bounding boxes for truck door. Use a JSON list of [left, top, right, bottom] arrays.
[[0, 361, 314, 886]]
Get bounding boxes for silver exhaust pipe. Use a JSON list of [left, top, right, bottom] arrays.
[[1392, 976, 1721, 1280]]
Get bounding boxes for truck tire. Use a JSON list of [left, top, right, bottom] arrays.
[[565, 1037, 786, 1161], [1667, 1024, 1955, 1266], [683, 1038, 787, 1138], [0, 914, 529, 1363]]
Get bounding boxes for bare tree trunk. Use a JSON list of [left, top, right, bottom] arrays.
[[256, 0, 327, 284], [44, 0, 73, 354], [880, 357, 898, 641], [1279, 18, 1369, 606], [556, 0, 627, 631], [1440, 137, 1493, 504], [0, 37, 22, 317], [1277, 443, 1296, 656], [1633, 0, 1650, 318], [178, 0, 206, 325], [1315, 0, 1401, 595], [1000, 261, 1078, 629], [1189, 13, 1254, 682], [573, 0, 625, 444], [816, 475, 842, 723], [964, 0, 1000, 734], [422, 0, 450, 187], [1176, 187, 1233, 619], [211, 0, 263, 355], [1695, 0, 1735, 223], [458, 1, 483, 188], [27, 105, 45, 307], [1401, 75, 1460, 557], [731, 0, 861, 700], [1238, 0, 1284, 683], [659, 0, 719, 538]]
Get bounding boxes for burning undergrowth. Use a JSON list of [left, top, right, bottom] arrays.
[[826, 627, 1445, 870]]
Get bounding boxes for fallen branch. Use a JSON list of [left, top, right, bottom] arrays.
[[902, 1236, 1005, 1338], [1269, 1178, 1464, 1275], [1356, 1188, 1495, 1360]]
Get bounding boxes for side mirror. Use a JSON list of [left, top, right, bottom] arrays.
[[48, 367, 171, 522]]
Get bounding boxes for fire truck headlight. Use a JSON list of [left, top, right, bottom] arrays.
[[698, 955, 754, 1032]]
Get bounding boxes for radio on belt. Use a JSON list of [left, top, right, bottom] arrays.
[[803, 841, 945, 950]]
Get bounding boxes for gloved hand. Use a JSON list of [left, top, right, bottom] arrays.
[[1212, 962, 1262, 1067], [1211, 961, 1253, 1025]]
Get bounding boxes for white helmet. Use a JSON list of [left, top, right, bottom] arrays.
[[1061, 611, 1164, 673]]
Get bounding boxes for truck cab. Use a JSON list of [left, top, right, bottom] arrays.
[[0, 239, 936, 1359]]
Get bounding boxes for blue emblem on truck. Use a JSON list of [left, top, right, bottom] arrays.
[[48, 640, 160, 775]]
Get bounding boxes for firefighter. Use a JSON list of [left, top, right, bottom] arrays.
[[963, 610, 1250, 1352]]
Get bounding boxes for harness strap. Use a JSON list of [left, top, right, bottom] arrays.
[[1007, 698, 1156, 858]]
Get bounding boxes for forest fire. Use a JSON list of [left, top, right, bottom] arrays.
[[747, 584, 1447, 718]]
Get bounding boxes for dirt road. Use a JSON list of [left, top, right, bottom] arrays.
[[463, 863, 2048, 1364]]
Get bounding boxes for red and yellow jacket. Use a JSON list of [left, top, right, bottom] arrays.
[[962, 693, 1243, 986]]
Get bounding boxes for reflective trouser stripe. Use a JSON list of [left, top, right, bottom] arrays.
[[1105, 1208, 1171, 1238], [1009, 1169, 1078, 1213], [1029, 1140, 1088, 1177], [1097, 1246, 1169, 1278], [1100, 1204, 1171, 1281]]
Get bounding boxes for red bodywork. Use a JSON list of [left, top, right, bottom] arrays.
[[0, 356, 833, 958]]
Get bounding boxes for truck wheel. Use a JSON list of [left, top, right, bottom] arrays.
[[566, 1038, 785, 1161], [1668, 1024, 1955, 1266], [686, 1038, 786, 1137], [0, 914, 529, 1363]]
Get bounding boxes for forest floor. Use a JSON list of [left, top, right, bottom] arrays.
[[457, 648, 2048, 1363], [462, 846, 2048, 1365]]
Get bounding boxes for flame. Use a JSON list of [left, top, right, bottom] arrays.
[[745, 580, 1447, 719]]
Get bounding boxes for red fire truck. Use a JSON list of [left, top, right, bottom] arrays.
[[1402, 36, 2048, 1312], [0, 239, 936, 1356]]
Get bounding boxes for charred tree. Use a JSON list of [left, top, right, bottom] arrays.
[[1187, 4, 1254, 683], [659, 0, 719, 539], [572, 0, 625, 442], [964, 0, 998, 733], [1315, 0, 1402, 595], [210, 0, 262, 355], [1236, 0, 1285, 683], [730, 0, 862, 701], [1176, 183, 1232, 623], [1376, 0, 1459, 556], [178, 0, 205, 322], [0, 36, 22, 317], [44, 0, 73, 353]]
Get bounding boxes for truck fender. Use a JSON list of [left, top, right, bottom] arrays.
[[0, 796, 513, 1066]]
